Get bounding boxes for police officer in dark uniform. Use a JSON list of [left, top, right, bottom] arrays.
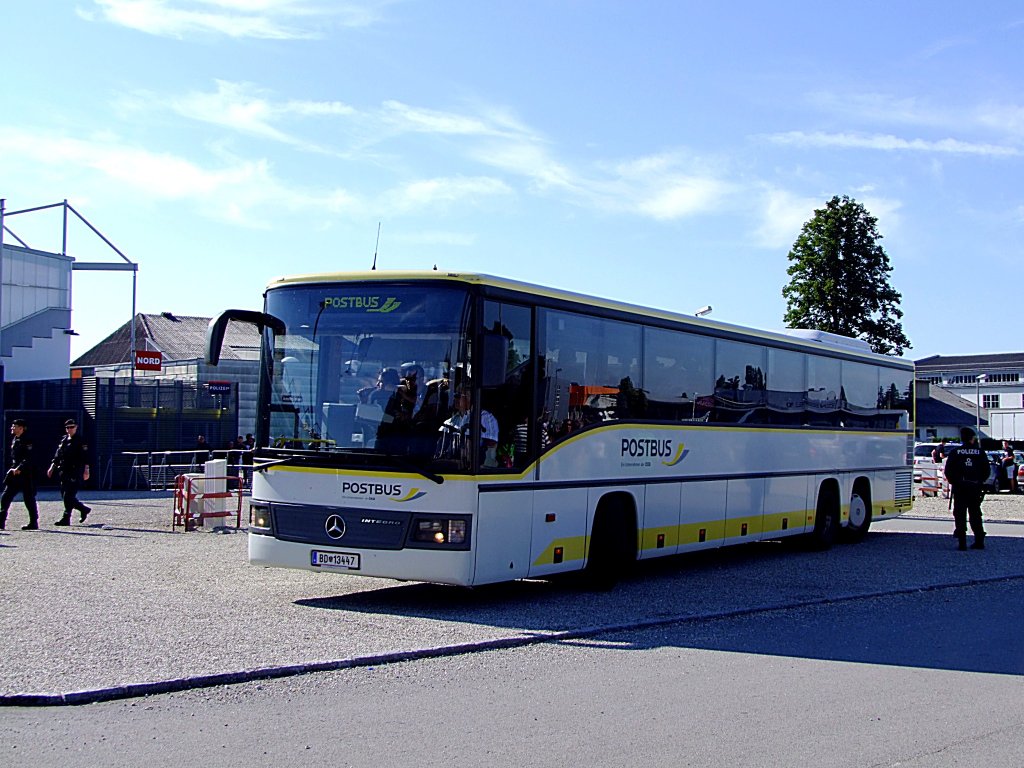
[[47, 419, 92, 526], [0, 418, 40, 530], [943, 426, 989, 550]]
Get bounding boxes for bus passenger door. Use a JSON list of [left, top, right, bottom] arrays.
[[475, 491, 533, 584]]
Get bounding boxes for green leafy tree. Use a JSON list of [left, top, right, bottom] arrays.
[[782, 195, 910, 356]]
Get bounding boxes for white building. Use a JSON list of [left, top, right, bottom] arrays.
[[1, 199, 137, 384], [915, 353, 1024, 443], [0, 243, 74, 381]]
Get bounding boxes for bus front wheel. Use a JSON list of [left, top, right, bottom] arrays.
[[584, 499, 636, 590]]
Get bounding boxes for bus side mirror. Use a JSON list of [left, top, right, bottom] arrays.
[[480, 332, 509, 388], [206, 309, 285, 365]]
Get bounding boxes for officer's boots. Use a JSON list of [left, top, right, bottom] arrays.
[[957, 534, 968, 551], [54, 513, 71, 527], [970, 534, 985, 550]]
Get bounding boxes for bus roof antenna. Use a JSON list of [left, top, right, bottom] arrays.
[[371, 222, 381, 270]]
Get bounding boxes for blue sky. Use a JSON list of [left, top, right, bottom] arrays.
[[2, 1, 1021, 362]]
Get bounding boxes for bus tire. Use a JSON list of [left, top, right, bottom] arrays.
[[841, 482, 872, 543], [809, 482, 839, 550], [584, 497, 636, 591]]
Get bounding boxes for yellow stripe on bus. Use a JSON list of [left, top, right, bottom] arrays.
[[532, 493, 898, 566], [531, 535, 588, 567]]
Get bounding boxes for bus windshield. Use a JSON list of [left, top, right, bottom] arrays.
[[264, 283, 471, 464]]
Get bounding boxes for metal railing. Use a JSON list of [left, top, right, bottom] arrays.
[[124, 449, 253, 491]]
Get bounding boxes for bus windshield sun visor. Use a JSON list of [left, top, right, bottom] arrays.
[[206, 309, 286, 366]]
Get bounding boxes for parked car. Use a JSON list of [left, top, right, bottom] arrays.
[[984, 450, 1022, 493]]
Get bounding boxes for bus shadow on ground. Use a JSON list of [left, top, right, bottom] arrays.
[[296, 531, 1024, 677], [590, 573, 1024, 677]]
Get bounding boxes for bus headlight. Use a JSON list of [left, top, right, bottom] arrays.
[[249, 503, 272, 533], [408, 517, 470, 549]]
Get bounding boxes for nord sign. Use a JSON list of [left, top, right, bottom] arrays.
[[134, 350, 162, 371]]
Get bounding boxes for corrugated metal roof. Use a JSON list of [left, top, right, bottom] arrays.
[[71, 313, 260, 367]]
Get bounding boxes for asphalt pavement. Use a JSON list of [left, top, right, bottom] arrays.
[[1, 486, 1023, 705]]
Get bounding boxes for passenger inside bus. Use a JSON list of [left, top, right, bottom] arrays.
[[399, 363, 426, 416], [437, 389, 500, 467], [358, 367, 401, 406]]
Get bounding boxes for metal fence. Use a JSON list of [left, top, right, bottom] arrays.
[[3, 377, 239, 489], [124, 448, 253, 491]]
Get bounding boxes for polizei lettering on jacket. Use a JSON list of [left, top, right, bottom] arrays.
[[620, 438, 673, 458], [342, 481, 402, 496]]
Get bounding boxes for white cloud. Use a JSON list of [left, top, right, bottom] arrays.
[[766, 130, 1020, 157], [145, 87, 736, 222], [753, 186, 904, 250], [81, 0, 383, 39], [976, 103, 1024, 140], [632, 178, 730, 220], [469, 142, 579, 193], [0, 126, 355, 226], [380, 101, 537, 141], [806, 90, 1024, 144], [385, 176, 513, 212], [913, 36, 975, 62], [44, 81, 746, 226], [856, 193, 903, 237], [164, 80, 353, 152], [754, 187, 823, 249], [806, 91, 945, 127], [596, 153, 732, 220]]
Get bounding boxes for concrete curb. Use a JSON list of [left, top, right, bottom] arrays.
[[4, 572, 1022, 707]]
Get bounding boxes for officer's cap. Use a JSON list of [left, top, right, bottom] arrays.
[[11, 418, 26, 427], [64, 419, 77, 427]]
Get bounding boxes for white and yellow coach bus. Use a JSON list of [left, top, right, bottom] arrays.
[[206, 271, 915, 587]]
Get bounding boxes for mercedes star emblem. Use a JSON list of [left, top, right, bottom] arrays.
[[325, 514, 346, 539]]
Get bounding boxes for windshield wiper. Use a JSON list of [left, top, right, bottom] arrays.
[[253, 457, 296, 472], [372, 451, 445, 485]]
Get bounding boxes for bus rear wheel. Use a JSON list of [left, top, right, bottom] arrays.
[[840, 488, 872, 543], [809, 484, 839, 550]]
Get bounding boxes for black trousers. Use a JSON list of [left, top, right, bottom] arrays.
[[952, 485, 985, 539], [0, 477, 39, 526], [59, 477, 89, 517]]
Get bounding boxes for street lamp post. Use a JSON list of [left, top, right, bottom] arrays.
[[976, 373, 988, 440]]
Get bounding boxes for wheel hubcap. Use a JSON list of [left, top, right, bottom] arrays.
[[849, 494, 867, 528]]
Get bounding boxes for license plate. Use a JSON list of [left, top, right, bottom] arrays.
[[311, 550, 361, 570]]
